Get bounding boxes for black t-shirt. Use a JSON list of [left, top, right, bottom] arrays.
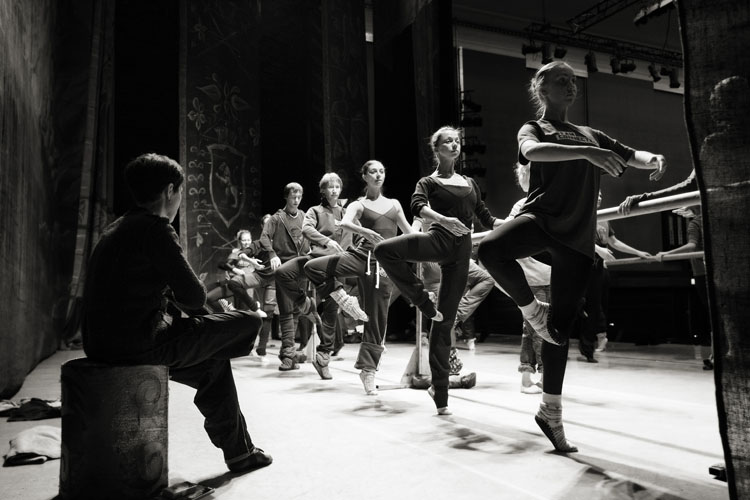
[[517, 119, 635, 258]]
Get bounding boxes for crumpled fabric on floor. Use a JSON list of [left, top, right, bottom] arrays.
[[0, 400, 20, 415], [3, 398, 62, 421], [3, 425, 61, 466]]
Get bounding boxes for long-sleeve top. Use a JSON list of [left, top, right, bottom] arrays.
[[82, 207, 206, 361], [259, 208, 310, 263], [410, 175, 496, 231], [303, 201, 352, 256]]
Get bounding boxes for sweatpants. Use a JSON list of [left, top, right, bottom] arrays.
[[304, 247, 393, 371], [275, 256, 312, 362]]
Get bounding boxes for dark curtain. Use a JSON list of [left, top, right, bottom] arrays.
[[63, 0, 116, 342], [678, 1, 750, 498]]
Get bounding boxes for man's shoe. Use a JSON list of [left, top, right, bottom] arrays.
[[466, 338, 476, 351], [227, 447, 273, 473], [278, 358, 299, 371], [294, 352, 307, 364]]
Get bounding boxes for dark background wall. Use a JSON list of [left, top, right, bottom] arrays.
[[114, 0, 180, 216]]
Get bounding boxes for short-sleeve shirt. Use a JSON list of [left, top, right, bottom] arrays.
[[517, 119, 635, 258]]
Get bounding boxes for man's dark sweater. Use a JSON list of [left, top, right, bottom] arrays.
[[82, 207, 206, 361]]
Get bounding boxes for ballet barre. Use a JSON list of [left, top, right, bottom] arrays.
[[597, 190, 700, 222]]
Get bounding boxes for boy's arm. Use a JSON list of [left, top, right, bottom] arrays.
[[149, 222, 206, 309]]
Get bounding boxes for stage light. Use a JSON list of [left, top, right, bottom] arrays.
[[648, 64, 661, 82], [620, 59, 637, 73], [522, 43, 542, 55], [541, 43, 553, 64], [610, 56, 621, 74], [585, 52, 598, 73], [554, 46, 567, 59]]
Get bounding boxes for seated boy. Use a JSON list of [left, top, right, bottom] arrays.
[[82, 153, 271, 473]]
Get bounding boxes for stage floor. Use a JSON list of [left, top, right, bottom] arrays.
[[0, 335, 728, 500]]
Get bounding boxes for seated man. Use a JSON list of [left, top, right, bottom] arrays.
[[81, 153, 271, 473]]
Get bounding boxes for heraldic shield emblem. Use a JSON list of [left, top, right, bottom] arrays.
[[208, 144, 246, 228]]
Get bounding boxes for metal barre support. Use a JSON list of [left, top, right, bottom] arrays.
[[597, 191, 701, 222]]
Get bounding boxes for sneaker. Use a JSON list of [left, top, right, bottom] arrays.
[[526, 301, 564, 346], [466, 338, 476, 351], [359, 370, 378, 395], [294, 352, 307, 364], [278, 358, 299, 371], [257, 355, 270, 365], [227, 447, 273, 473], [332, 291, 369, 322], [312, 353, 332, 380]]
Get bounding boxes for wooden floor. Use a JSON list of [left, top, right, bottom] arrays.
[[0, 335, 728, 500]]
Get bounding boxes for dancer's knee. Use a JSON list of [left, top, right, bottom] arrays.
[[476, 239, 496, 269], [372, 241, 392, 262]]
